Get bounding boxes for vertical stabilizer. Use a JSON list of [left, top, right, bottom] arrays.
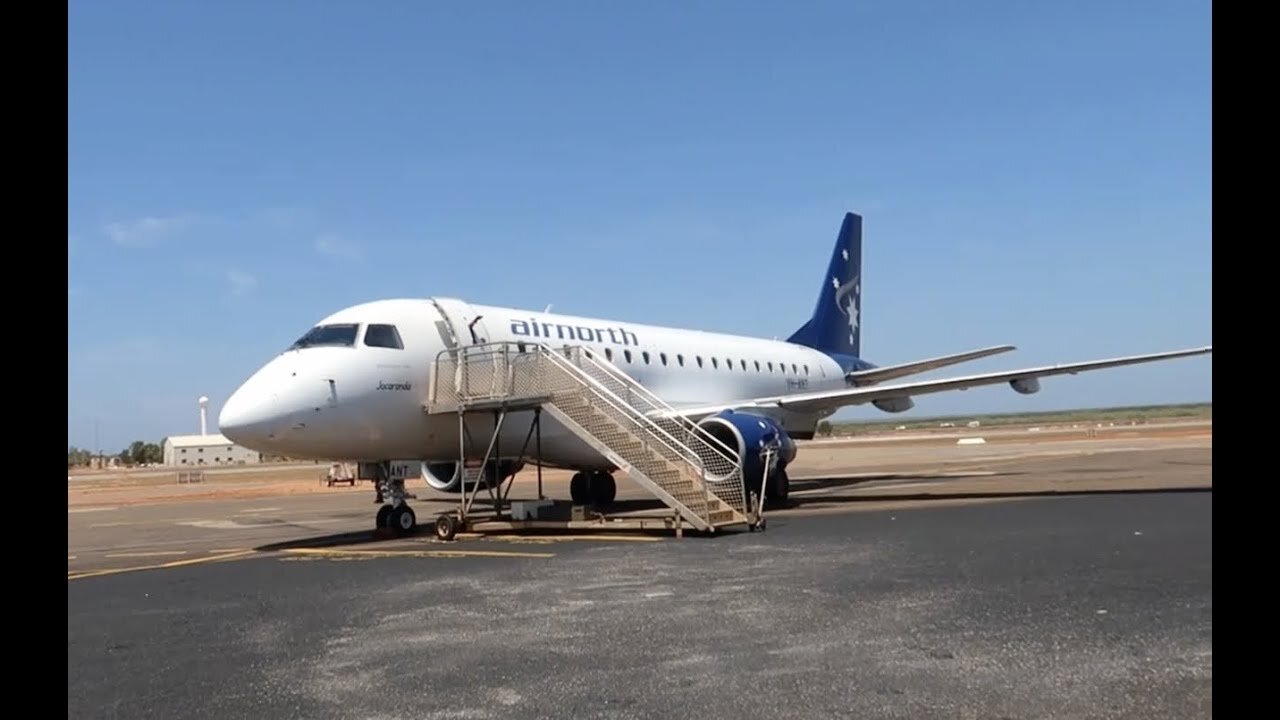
[[787, 212, 862, 358]]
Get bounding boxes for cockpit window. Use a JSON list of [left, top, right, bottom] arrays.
[[289, 323, 359, 350], [364, 324, 404, 350]]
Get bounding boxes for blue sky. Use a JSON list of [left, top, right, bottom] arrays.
[[68, 0, 1212, 453]]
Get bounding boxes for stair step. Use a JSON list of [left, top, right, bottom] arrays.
[[708, 510, 740, 524]]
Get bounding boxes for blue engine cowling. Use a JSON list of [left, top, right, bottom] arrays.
[[695, 409, 796, 492]]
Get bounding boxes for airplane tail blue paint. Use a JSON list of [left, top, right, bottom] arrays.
[[787, 212, 863, 359]]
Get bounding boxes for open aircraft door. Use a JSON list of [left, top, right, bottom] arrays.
[[427, 297, 502, 406], [429, 297, 492, 350]]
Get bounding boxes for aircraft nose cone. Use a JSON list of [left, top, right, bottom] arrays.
[[218, 383, 279, 449]]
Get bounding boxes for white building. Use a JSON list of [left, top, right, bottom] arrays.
[[163, 433, 262, 466]]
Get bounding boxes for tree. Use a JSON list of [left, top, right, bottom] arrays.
[[816, 420, 832, 437], [67, 446, 92, 468], [118, 440, 164, 466]]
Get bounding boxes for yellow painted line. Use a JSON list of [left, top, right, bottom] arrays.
[[209, 548, 250, 553], [68, 556, 77, 561], [479, 534, 661, 543], [282, 547, 555, 559], [104, 550, 189, 558], [67, 550, 257, 581]]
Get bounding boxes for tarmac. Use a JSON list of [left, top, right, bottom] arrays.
[[68, 421, 1211, 719]]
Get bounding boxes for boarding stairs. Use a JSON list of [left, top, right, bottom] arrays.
[[426, 342, 752, 532]]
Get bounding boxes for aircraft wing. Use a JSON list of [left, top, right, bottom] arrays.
[[846, 344, 1017, 386], [653, 346, 1212, 420]]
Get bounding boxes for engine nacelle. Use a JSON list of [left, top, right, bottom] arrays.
[[695, 410, 796, 492], [1010, 377, 1041, 395], [422, 459, 524, 493], [872, 396, 915, 413]]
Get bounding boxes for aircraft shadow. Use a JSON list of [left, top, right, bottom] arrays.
[[788, 471, 1027, 491], [776, 479, 1212, 511], [252, 477, 1212, 551], [253, 498, 707, 551]]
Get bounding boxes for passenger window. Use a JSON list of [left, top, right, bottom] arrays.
[[605, 348, 613, 361], [754, 360, 761, 372], [642, 351, 650, 364], [660, 352, 668, 366], [678, 354, 685, 367], [697, 356, 703, 368], [624, 350, 633, 363], [712, 357, 719, 369], [363, 324, 404, 349], [767, 362, 774, 372]]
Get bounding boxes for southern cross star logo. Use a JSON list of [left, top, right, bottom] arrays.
[[831, 273, 861, 345]]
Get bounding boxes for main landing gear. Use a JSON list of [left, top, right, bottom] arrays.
[[569, 469, 616, 506]]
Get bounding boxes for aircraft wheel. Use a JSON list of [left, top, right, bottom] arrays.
[[765, 468, 790, 507], [589, 471, 616, 505], [435, 513, 458, 542], [389, 505, 417, 535], [375, 504, 393, 529], [569, 472, 588, 504]]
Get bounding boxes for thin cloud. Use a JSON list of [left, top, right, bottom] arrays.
[[227, 268, 257, 296], [80, 337, 162, 369], [258, 206, 315, 231], [102, 214, 199, 247], [314, 233, 362, 260]]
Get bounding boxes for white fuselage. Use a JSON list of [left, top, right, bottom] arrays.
[[218, 297, 849, 469]]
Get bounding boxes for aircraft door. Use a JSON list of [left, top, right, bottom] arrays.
[[429, 297, 501, 405], [430, 297, 492, 349]]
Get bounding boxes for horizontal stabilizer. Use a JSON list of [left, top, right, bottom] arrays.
[[846, 345, 1017, 386]]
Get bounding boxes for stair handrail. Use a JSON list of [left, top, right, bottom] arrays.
[[532, 345, 740, 481]]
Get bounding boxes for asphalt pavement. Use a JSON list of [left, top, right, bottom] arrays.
[[68, 490, 1212, 720]]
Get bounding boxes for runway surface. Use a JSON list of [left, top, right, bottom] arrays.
[[68, 428, 1211, 719]]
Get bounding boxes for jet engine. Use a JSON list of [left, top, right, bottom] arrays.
[[694, 409, 797, 503], [422, 459, 524, 493], [1010, 377, 1041, 395], [872, 396, 915, 413]]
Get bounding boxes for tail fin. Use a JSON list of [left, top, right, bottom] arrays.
[[787, 212, 862, 358]]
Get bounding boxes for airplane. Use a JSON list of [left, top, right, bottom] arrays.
[[218, 212, 1212, 533]]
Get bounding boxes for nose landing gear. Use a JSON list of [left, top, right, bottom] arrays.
[[372, 463, 418, 536]]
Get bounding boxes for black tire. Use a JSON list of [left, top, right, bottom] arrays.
[[589, 471, 616, 505], [765, 468, 790, 506], [569, 472, 588, 504], [435, 513, 457, 541], [375, 504, 393, 528], [390, 505, 417, 535]]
